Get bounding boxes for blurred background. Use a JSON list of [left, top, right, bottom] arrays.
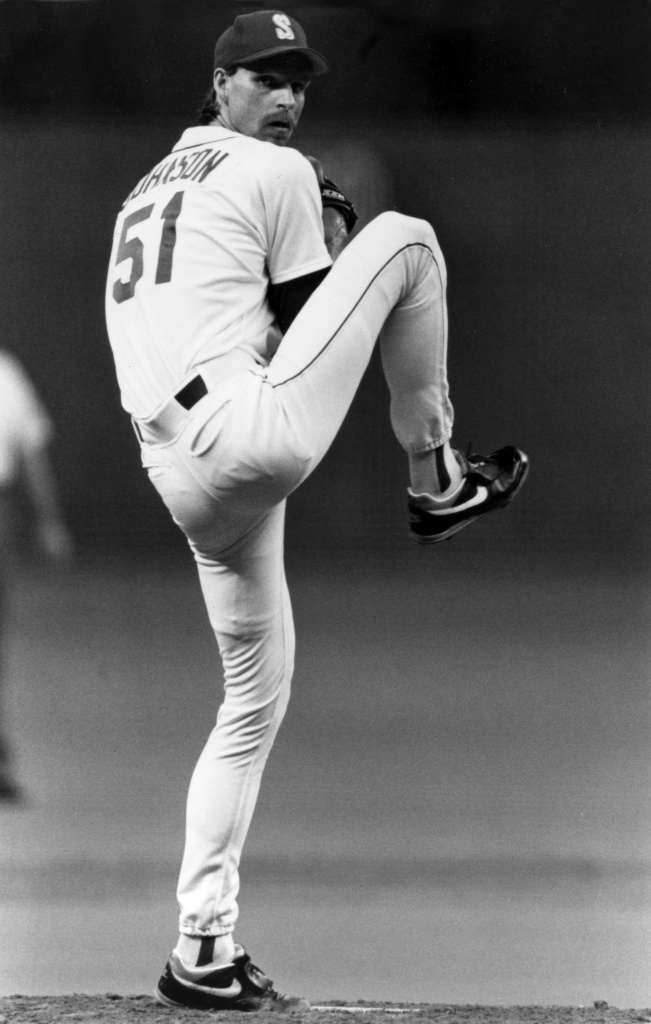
[[0, 0, 649, 1008]]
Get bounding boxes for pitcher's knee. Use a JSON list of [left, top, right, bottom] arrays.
[[217, 647, 293, 761], [220, 627, 294, 720], [373, 210, 439, 249]]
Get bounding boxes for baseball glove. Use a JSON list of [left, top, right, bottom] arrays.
[[319, 177, 358, 234], [306, 156, 358, 234]]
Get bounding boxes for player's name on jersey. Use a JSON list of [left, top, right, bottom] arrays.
[[123, 148, 230, 207]]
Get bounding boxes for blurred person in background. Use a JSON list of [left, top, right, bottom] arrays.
[[0, 348, 73, 802]]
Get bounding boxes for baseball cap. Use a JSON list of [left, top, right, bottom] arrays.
[[213, 10, 329, 76]]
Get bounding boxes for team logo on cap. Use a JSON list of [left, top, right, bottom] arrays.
[[272, 13, 295, 40]]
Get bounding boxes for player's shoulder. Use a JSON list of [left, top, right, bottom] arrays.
[[167, 127, 311, 187], [244, 140, 316, 191], [260, 141, 311, 171], [0, 349, 27, 383], [213, 131, 310, 173], [172, 126, 302, 161], [0, 350, 41, 409]]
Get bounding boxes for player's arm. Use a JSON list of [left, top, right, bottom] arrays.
[[264, 151, 357, 332], [20, 444, 74, 561], [268, 267, 330, 334], [305, 156, 358, 262], [264, 149, 332, 332], [1, 355, 73, 560]]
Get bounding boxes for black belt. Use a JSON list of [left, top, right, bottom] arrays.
[[175, 374, 208, 410]]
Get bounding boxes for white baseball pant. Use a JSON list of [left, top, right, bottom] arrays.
[[137, 211, 454, 936]]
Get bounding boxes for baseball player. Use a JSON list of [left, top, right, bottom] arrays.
[[0, 349, 73, 802], [104, 9, 528, 1012]]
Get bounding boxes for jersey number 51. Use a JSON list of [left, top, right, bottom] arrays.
[[112, 191, 184, 304]]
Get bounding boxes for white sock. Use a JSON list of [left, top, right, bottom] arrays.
[[175, 933, 236, 968], [408, 442, 463, 502], [409, 478, 464, 510]]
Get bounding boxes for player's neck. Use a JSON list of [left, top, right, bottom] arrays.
[[209, 114, 229, 129]]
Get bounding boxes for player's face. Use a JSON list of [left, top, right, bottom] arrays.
[[213, 65, 309, 145]]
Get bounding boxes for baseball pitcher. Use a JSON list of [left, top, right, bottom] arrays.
[[104, 9, 528, 1012]]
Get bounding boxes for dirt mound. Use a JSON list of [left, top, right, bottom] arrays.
[[1, 996, 650, 1024]]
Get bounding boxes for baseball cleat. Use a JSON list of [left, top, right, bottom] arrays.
[[408, 444, 529, 544], [155, 946, 310, 1012]]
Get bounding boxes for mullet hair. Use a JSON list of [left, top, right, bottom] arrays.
[[197, 67, 237, 125]]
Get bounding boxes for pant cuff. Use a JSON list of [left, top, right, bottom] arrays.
[[408, 429, 453, 455]]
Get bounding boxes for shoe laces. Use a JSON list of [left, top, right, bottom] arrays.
[[243, 955, 277, 997], [455, 442, 503, 483], [460, 439, 491, 465], [244, 954, 306, 1008]]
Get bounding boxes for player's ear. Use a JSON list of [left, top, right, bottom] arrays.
[[213, 68, 230, 106]]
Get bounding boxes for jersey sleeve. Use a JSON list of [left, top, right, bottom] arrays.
[[262, 148, 332, 285]]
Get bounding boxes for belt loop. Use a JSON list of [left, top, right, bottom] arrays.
[[131, 417, 145, 443]]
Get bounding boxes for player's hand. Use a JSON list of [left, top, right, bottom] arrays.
[[37, 518, 74, 562], [322, 206, 349, 261], [306, 155, 358, 261]]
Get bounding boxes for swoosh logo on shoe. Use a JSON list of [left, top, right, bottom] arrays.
[[429, 485, 488, 515], [178, 976, 243, 998], [203, 979, 242, 998]]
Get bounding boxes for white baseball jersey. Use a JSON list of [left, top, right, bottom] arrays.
[[0, 351, 53, 489], [105, 126, 332, 419]]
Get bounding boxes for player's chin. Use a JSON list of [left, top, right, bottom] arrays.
[[259, 124, 294, 146]]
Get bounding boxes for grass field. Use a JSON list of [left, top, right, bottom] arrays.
[[0, 545, 649, 1008]]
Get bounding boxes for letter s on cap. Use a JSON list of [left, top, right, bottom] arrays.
[[272, 13, 295, 40]]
